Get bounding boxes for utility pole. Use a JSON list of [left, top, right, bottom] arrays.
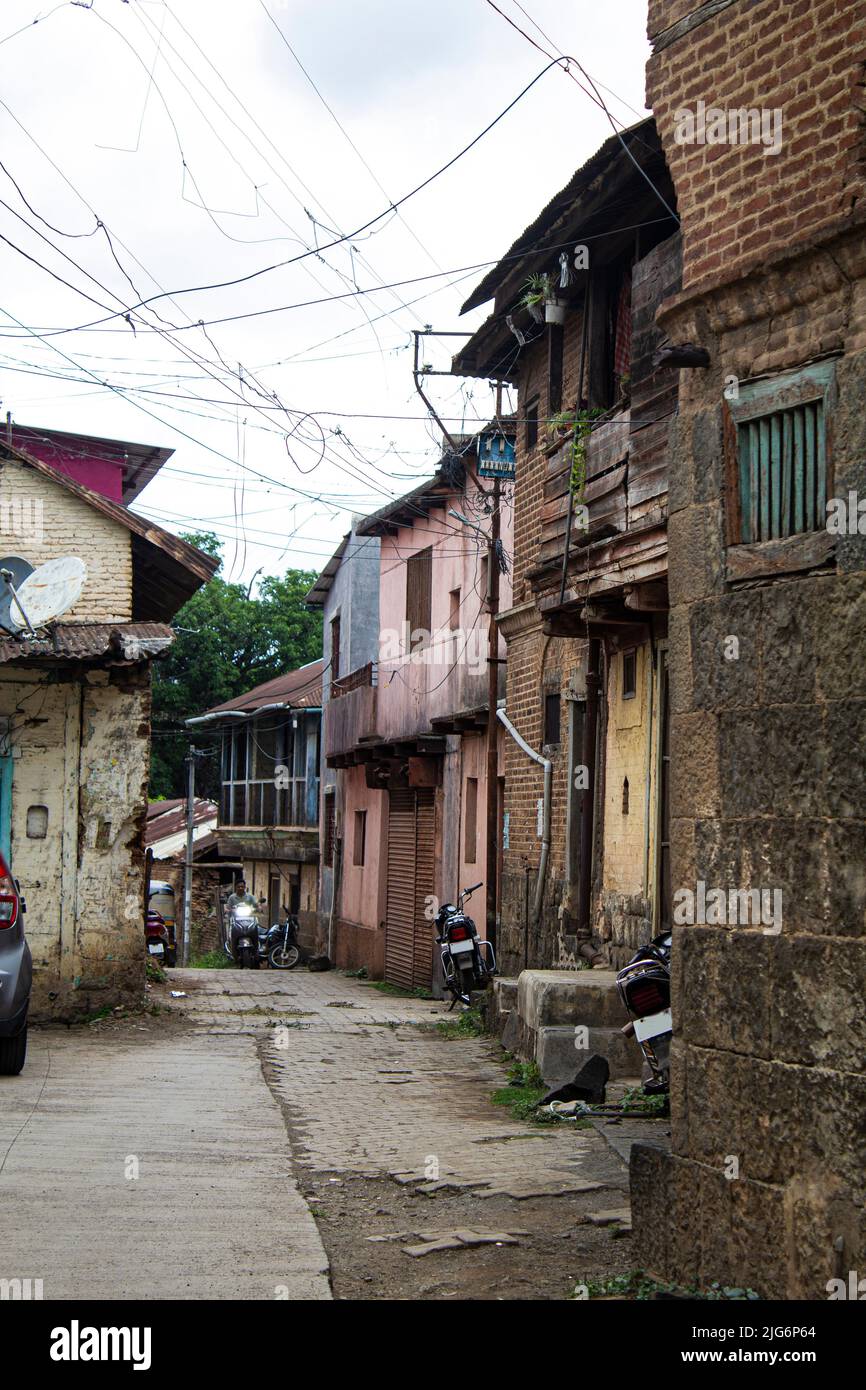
[[485, 382, 504, 955], [182, 744, 197, 967]]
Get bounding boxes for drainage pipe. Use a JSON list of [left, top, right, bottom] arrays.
[[496, 707, 551, 930], [577, 637, 601, 937]]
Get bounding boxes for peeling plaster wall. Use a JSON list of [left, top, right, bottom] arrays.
[[0, 665, 151, 1020]]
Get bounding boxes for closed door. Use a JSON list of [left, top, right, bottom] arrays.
[[385, 787, 435, 989]]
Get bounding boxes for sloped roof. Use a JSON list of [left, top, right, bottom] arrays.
[[0, 621, 174, 666], [8, 423, 173, 504], [190, 658, 325, 722], [145, 798, 217, 846], [304, 533, 350, 607], [459, 119, 660, 314], [0, 440, 218, 620]]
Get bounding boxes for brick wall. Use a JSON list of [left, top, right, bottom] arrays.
[[0, 458, 133, 621], [634, 0, 866, 1299], [647, 0, 866, 291]]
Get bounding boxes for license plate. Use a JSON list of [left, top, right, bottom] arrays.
[[450, 938, 475, 955], [634, 1008, 672, 1043], [147, 944, 164, 956]]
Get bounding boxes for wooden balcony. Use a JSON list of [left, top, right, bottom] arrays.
[[324, 662, 379, 762]]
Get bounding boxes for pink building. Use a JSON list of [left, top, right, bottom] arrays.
[[311, 428, 514, 990]]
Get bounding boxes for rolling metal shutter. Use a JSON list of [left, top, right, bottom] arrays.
[[412, 789, 435, 990], [385, 787, 436, 989], [385, 789, 416, 988]]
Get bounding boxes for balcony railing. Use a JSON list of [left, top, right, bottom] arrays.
[[330, 660, 377, 700]]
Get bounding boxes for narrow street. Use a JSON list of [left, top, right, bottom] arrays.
[[1, 968, 640, 1301]]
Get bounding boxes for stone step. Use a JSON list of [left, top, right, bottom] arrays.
[[535, 1024, 643, 1085], [518, 969, 627, 1031]]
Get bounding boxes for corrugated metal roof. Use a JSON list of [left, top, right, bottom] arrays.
[[0, 621, 175, 665], [193, 658, 325, 719], [145, 798, 217, 845]]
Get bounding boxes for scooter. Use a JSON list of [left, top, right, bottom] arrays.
[[616, 932, 672, 1093], [225, 902, 260, 969], [145, 908, 170, 965], [435, 882, 495, 1008]]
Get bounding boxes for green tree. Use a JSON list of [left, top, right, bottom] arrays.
[[150, 532, 323, 798]]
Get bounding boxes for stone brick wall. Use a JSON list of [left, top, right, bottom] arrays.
[[634, 0, 866, 1299], [646, 0, 866, 291]]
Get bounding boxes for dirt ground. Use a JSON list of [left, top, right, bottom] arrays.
[[293, 1168, 635, 1301]]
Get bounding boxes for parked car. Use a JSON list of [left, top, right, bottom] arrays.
[[0, 851, 30, 1075], [147, 880, 177, 966]]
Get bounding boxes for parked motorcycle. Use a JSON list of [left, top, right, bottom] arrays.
[[435, 882, 495, 1008], [616, 932, 672, 1094], [265, 913, 301, 970], [225, 902, 260, 969]]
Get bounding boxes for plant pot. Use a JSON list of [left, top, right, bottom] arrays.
[[545, 299, 566, 325]]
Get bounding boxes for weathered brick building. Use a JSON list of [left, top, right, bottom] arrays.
[[630, 0, 866, 1297], [453, 122, 681, 976], [0, 434, 216, 1018]]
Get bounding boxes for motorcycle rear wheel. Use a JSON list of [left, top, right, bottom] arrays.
[[269, 944, 300, 970]]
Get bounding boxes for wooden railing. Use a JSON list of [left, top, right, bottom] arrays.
[[330, 660, 378, 700]]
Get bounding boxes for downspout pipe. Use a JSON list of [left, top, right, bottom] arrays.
[[496, 707, 551, 930]]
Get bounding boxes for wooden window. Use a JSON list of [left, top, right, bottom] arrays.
[[544, 692, 561, 746], [727, 362, 834, 548], [736, 402, 826, 542], [406, 547, 432, 650], [323, 791, 336, 868], [353, 809, 367, 867], [449, 587, 461, 631], [525, 397, 539, 452], [464, 777, 478, 864], [622, 650, 637, 700], [330, 613, 341, 684]]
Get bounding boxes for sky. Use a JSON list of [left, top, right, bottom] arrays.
[[0, 0, 651, 587]]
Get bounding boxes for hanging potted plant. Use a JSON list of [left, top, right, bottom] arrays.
[[519, 272, 550, 325]]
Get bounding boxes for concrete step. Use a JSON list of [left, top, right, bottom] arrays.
[[518, 969, 627, 1030], [535, 1024, 643, 1085]]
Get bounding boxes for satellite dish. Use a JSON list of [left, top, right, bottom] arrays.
[[9, 556, 86, 631], [0, 557, 34, 634]]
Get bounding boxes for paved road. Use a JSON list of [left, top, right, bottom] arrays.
[[0, 966, 632, 1301], [0, 1014, 329, 1301]]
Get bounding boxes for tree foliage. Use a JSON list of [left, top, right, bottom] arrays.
[[150, 533, 322, 798]]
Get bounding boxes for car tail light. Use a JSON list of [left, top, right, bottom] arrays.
[[627, 977, 669, 1015], [449, 925, 469, 941], [0, 854, 19, 929]]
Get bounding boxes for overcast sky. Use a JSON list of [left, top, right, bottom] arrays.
[[0, 0, 650, 585]]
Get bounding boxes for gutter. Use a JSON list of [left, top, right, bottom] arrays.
[[496, 706, 551, 930], [186, 703, 323, 726]]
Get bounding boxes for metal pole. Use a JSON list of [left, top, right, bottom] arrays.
[[182, 745, 195, 967], [485, 475, 501, 954]]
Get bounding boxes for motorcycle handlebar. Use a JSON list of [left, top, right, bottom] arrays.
[[462, 881, 483, 897]]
